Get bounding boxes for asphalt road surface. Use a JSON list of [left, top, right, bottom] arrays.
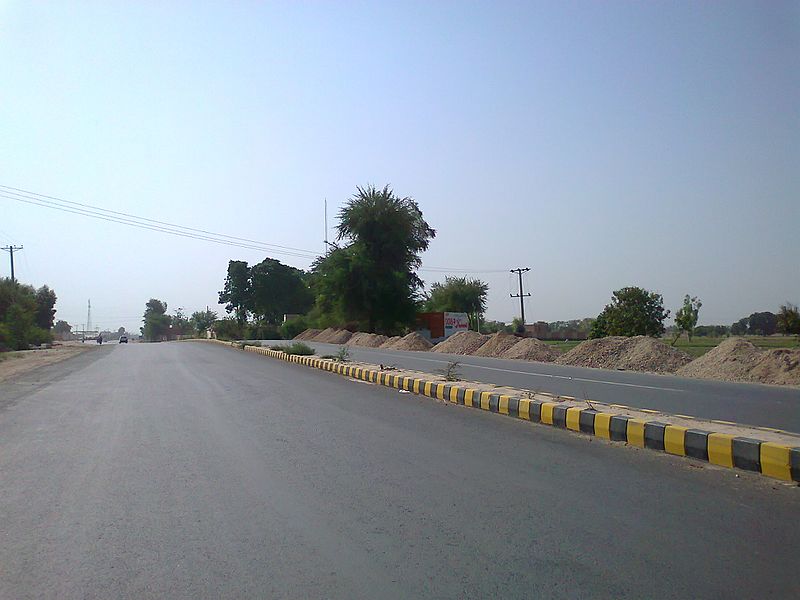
[[1, 342, 798, 599], [303, 341, 800, 433]]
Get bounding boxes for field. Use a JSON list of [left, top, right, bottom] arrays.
[[542, 335, 799, 358]]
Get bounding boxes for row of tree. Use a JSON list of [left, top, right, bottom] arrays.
[[0, 278, 57, 350], [140, 299, 217, 342]]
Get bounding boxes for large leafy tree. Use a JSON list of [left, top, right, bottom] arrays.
[[313, 184, 435, 333], [424, 276, 488, 331], [141, 298, 171, 341], [748, 311, 777, 336], [249, 258, 314, 325], [0, 278, 56, 349], [34, 285, 57, 330], [218, 260, 251, 326], [190, 309, 218, 335], [594, 286, 670, 337]]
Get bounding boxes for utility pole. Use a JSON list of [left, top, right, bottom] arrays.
[[509, 267, 531, 326], [87, 299, 92, 334], [2, 245, 23, 282]]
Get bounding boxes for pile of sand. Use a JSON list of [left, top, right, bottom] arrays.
[[390, 332, 434, 351], [431, 331, 490, 355], [556, 336, 692, 374], [313, 328, 353, 344], [293, 328, 321, 341], [346, 332, 388, 348], [500, 338, 561, 362], [677, 338, 800, 385], [379, 336, 402, 349], [473, 332, 522, 358]]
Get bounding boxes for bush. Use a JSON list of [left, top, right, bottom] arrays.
[[271, 341, 315, 356], [279, 316, 309, 340]]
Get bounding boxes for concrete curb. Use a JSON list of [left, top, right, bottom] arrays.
[[205, 340, 800, 484]]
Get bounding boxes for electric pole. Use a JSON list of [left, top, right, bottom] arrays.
[[510, 267, 531, 327], [2, 245, 23, 282]]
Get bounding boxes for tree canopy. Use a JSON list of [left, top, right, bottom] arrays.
[[674, 295, 702, 341], [777, 303, 800, 336], [424, 276, 488, 331], [0, 278, 57, 350], [141, 298, 171, 341], [309, 184, 436, 334], [218, 260, 251, 325], [591, 286, 669, 338]]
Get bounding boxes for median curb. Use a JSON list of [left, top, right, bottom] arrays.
[[204, 340, 800, 484]]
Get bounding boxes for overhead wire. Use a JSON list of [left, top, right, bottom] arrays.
[[0, 184, 320, 257], [2, 184, 508, 274]]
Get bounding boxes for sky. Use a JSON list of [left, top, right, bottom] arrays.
[[1, 1, 798, 333]]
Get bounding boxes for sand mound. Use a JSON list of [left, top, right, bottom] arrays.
[[293, 328, 321, 341], [391, 332, 434, 351], [346, 332, 388, 348], [379, 336, 402, 349], [501, 338, 561, 362], [431, 331, 490, 355], [314, 328, 352, 344], [556, 336, 692, 373], [473, 332, 522, 357], [677, 338, 800, 385]]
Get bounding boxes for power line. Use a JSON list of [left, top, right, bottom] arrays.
[[0, 184, 320, 257], [0, 191, 319, 260], [1, 244, 23, 282]]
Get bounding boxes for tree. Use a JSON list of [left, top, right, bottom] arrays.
[[748, 311, 777, 336], [731, 317, 749, 336], [34, 285, 57, 330], [218, 260, 250, 326], [311, 184, 435, 334], [141, 298, 171, 341], [0, 278, 54, 349], [190, 309, 218, 335], [594, 287, 669, 337], [776, 303, 800, 336], [674, 295, 702, 342], [589, 314, 608, 339], [425, 276, 488, 331], [249, 258, 314, 325]]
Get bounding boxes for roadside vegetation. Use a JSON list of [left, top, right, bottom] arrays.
[[0, 277, 57, 351]]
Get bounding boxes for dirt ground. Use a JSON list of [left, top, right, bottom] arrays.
[[0, 343, 96, 383]]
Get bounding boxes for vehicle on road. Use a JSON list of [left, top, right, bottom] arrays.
[[119, 335, 128, 343]]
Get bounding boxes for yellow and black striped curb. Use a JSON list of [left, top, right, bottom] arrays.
[[207, 340, 800, 484]]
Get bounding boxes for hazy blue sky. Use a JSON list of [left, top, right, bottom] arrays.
[[2, 1, 798, 333]]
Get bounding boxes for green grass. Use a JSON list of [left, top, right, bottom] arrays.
[[540, 340, 582, 354]]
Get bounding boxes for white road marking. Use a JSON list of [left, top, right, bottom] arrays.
[[324, 346, 686, 393]]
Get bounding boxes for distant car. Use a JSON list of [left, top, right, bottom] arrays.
[[119, 335, 128, 343]]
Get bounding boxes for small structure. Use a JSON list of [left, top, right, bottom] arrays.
[[416, 312, 469, 342]]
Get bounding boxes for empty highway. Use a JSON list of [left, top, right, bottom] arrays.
[[0, 341, 798, 599]]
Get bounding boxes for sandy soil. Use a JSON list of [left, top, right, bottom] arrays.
[[0, 344, 96, 383]]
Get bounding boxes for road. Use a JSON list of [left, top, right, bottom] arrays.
[[0, 342, 798, 599], [302, 341, 800, 433]]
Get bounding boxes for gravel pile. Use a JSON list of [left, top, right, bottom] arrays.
[[556, 336, 692, 373], [379, 336, 402, 349], [293, 328, 321, 341], [500, 338, 561, 362], [313, 328, 352, 344], [677, 338, 800, 385], [346, 332, 388, 348], [431, 331, 490, 355], [473, 332, 522, 357], [391, 332, 434, 351]]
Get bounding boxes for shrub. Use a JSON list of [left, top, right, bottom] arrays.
[[271, 341, 315, 356]]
